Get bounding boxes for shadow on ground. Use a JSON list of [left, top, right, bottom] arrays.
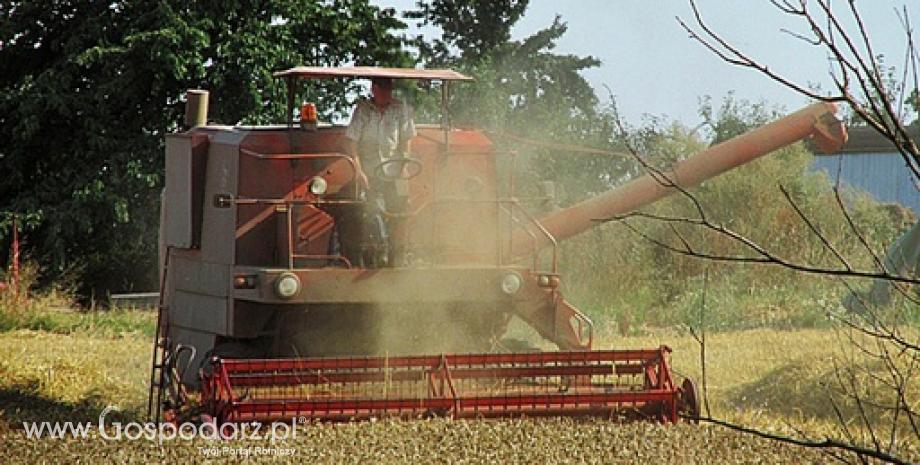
[[0, 384, 140, 428], [724, 359, 901, 427]]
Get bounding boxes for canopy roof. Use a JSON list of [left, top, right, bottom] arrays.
[[273, 66, 473, 82]]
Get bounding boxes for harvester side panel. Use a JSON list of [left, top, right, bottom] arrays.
[[409, 127, 502, 266], [198, 134, 242, 265], [164, 133, 209, 249], [163, 131, 245, 371], [169, 291, 227, 335]]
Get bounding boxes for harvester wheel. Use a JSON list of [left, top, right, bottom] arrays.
[[679, 377, 701, 423], [209, 341, 265, 359], [199, 342, 265, 377], [496, 338, 541, 353]]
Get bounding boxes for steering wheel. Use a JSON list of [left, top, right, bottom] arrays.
[[373, 157, 423, 181]]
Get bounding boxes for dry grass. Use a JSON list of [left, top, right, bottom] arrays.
[[603, 328, 843, 412], [0, 418, 837, 464], [0, 320, 917, 463], [610, 327, 920, 426]]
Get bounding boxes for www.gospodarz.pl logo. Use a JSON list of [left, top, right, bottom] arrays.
[[22, 406, 300, 445]]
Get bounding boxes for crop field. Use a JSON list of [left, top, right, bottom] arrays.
[[0, 310, 917, 463]]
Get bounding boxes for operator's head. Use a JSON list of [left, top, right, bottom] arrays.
[[371, 77, 394, 91], [370, 77, 395, 106]]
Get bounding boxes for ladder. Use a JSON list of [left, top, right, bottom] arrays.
[[145, 248, 190, 423]]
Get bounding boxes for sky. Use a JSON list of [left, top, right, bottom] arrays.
[[372, 1, 919, 125]]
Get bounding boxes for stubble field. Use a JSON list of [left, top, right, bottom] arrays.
[[0, 318, 916, 464]]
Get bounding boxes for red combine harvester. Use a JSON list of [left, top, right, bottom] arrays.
[[148, 66, 846, 427]]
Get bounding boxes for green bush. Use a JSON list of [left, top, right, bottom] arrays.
[[0, 260, 154, 337], [555, 140, 906, 334]]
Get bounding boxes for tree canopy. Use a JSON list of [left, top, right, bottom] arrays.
[[0, 0, 728, 299], [0, 0, 412, 296], [405, 1, 635, 204]]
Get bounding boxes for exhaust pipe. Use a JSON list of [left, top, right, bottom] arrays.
[[184, 89, 209, 127]]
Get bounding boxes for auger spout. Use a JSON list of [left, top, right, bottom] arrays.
[[512, 102, 847, 257]]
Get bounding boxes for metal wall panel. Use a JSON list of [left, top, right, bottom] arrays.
[[813, 152, 920, 213]]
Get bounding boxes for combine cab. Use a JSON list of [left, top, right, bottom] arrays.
[[148, 66, 846, 427]]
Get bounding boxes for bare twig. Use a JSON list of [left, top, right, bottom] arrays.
[[612, 211, 920, 285], [681, 0, 920, 181], [691, 415, 915, 465]]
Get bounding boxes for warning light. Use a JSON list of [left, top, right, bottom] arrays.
[[300, 102, 317, 131]]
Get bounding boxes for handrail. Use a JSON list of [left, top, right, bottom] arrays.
[[386, 195, 558, 274], [240, 149, 350, 159], [239, 149, 361, 201], [503, 202, 558, 274], [231, 149, 561, 274]]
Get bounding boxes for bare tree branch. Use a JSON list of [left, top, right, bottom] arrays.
[[691, 415, 915, 465], [611, 4, 920, 461], [680, 0, 920, 181], [610, 210, 920, 285], [676, 2, 836, 102]]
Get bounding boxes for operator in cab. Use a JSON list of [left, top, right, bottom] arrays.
[[340, 76, 416, 267]]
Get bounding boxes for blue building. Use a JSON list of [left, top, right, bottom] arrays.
[[812, 125, 920, 213], [815, 125, 920, 311]]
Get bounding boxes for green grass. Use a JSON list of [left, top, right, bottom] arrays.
[[0, 295, 155, 338], [0, 308, 155, 338]]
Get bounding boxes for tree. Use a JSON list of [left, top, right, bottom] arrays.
[[679, 0, 920, 177], [0, 0, 411, 298], [405, 1, 636, 206], [670, 1, 920, 462], [405, 0, 530, 64]]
